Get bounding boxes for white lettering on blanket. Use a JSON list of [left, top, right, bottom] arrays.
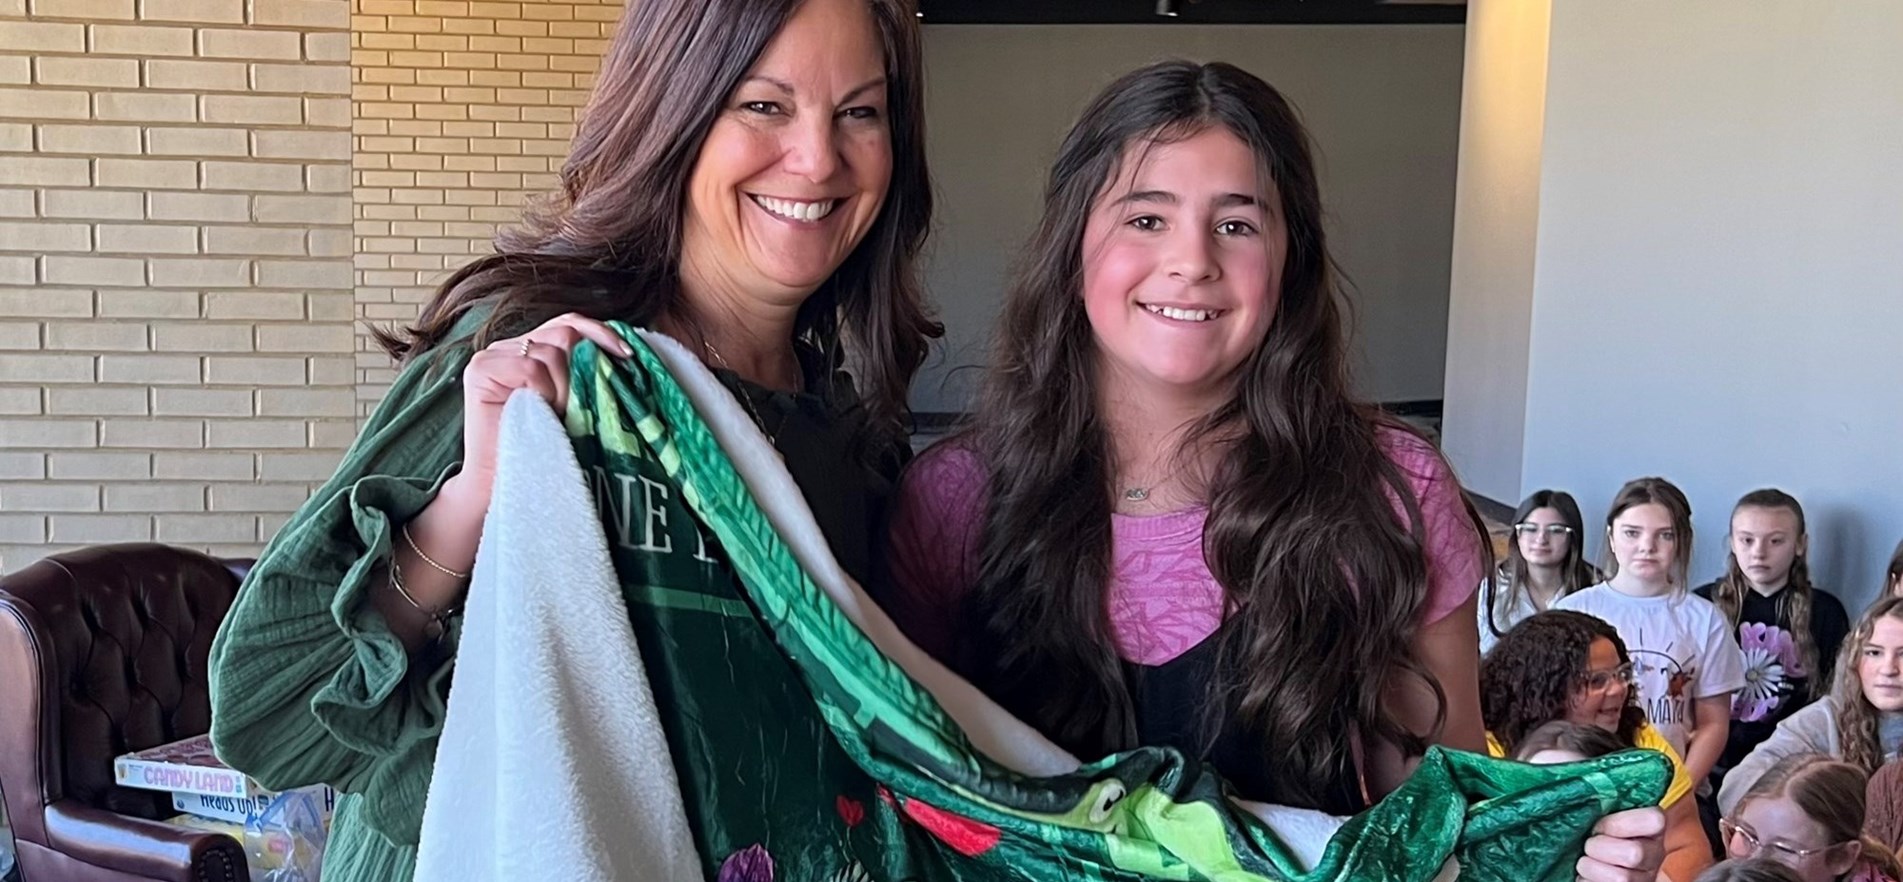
[[589, 464, 720, 565]]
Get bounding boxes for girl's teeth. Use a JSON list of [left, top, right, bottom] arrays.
[[755, 196, 837, 222], [1144, 304, 1219, 322]]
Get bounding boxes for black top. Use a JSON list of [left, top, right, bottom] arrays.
[[1127, 632, 1367, 814], [1693, 580, 1852, 771], [710, 352, 902, 586]]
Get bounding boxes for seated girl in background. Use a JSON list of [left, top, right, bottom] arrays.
[[1515, 719, 1627, 764], [1887, 540, 1903, 599], [1482, 609, 1709, 881], [1719, 754, 1902, 882], [881, 60, 1666, 879], [1695, 490, 1852, 782], [1556, 477, 1747, 789], [1721, 598, 1903, 814], [1479, 489, 1602, 655]]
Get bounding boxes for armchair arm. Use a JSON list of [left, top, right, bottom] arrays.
[[43, 798, 247, 882]]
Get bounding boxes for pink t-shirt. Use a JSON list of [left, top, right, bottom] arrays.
[[883, 427, 1483, 667]]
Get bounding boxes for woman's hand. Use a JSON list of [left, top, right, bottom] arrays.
[[1576, 807, 1666, 882], [374, 313, 630, 652], [458, 312, 632, 500]]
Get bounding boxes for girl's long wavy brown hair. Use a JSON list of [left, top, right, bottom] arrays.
[[1712, 489, 1824, 698], [1836, 597, 1903, 774], [1733, 753, 1903, 880], [1482, 610, 1645, 753], [372, 0, 939, 450], [1483, 489, 1600, 642], [949, 60, 1486, 810]]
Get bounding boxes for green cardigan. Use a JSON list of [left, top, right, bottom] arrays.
[[206, 321, 892, 882], [207, 328, 475, 882]]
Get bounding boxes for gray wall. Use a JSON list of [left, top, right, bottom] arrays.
[[1446, 0, 1903, 607], [1439, 1, 1550, 502], [915, 25, 1467, 412]]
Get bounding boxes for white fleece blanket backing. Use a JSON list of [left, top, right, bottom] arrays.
[[412, 387, 701, 882]]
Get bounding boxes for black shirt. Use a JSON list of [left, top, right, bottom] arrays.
[[711, 355, 902, 587], [1127, 632, 1366, 814], [1692, 580, 1851, 770]]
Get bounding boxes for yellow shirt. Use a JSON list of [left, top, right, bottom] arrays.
[[1486, 723, 1693, 808]]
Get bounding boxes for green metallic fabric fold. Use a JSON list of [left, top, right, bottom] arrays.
[[563, 324, 1670, 881]]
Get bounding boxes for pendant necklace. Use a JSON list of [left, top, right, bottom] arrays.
[[1120, 459, 1183, 506], [703, 341, 782, 444]]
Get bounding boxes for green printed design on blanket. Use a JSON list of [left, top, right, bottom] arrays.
[[565, 322, 1672, 881]]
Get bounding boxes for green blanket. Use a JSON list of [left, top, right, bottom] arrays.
[[565, 324, 1669, 881]]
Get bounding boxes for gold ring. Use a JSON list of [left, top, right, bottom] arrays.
[[517, 338, 533, 358]]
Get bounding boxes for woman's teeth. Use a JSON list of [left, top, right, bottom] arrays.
[[1142, 304, 1221, 322], [752, 195, 838, 222]]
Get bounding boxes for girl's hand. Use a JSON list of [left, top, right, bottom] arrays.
[[457, 312, 632, 502], [1576, 807, 1666, 882]]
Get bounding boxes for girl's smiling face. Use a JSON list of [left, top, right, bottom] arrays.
[[1080, 127, 1285, 407]]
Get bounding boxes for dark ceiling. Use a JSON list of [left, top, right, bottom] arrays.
[[917, 0, 1466, 26]]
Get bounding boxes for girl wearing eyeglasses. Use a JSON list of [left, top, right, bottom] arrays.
[[1719, 754, 1901, 882], [1478, 489, 1603, 656], [1694, 491, 1852, 788], [1482, 609, 1714, 881], [1721, 598, 1903, 816]]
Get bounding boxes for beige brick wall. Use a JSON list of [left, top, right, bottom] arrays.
[[349, 0, 608, 409], [0, 0, 354, 570], [0, 0, 611, 571]]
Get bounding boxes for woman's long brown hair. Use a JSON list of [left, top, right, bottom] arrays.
[[1711, 489, 1824, 699], [373, 0, 939, 450], [949, 60, 1486, 809]]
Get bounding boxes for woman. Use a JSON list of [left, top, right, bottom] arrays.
[[208, 0, 935, 878], [882, 60, 1665, 880], [1482, 610, 1713, 881], [1720, 597, 1903, 815], [1479, 489, 1601, 655], [1721, 754, 1902, 882]]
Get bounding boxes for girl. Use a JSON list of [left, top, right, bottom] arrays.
[[209, 0, 938, 878], [1556, 477, 1747, 787], [1482, 609, 1711, 881], [1479, 489, 1602, 655], [1720, 754, 1902, 882], [1887, 540, 1903, 598], [883, 60, 1665, 880], [1720, 598, 1903, 814], [1694, 490, 1852, 776]]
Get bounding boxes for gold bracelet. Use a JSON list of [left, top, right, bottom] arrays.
[[388, 560, 453, 641], [402, 522, 470, 581]]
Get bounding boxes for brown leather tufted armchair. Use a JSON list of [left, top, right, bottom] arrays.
[[0, 544, 253, 882]]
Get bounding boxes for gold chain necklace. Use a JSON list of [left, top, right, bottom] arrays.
[[703, 342, 779, 444]]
